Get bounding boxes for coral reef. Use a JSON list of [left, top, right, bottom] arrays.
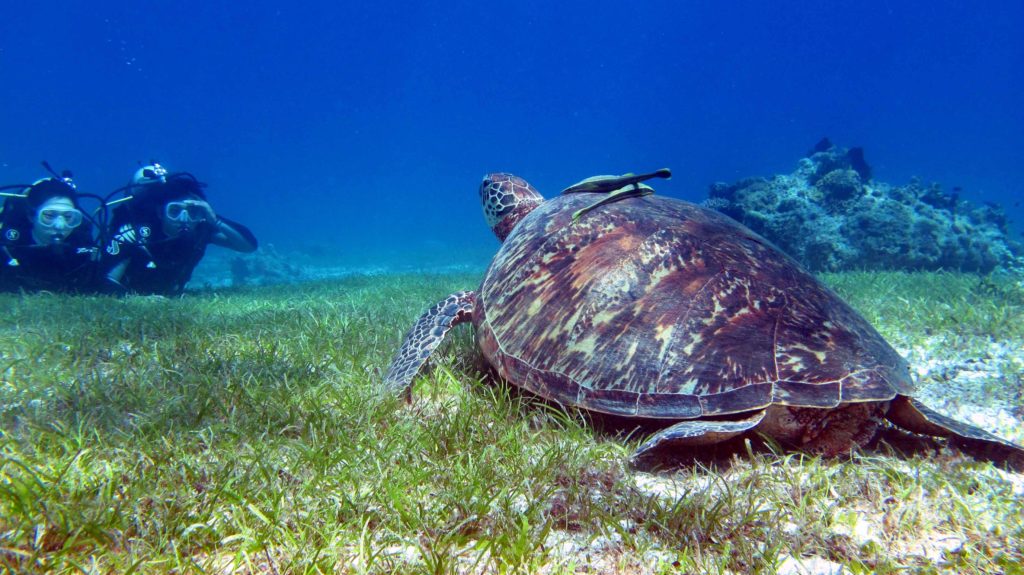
[[706, 142, 1022, 272]]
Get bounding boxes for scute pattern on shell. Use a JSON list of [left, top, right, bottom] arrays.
[[475, 194, 914, 420]]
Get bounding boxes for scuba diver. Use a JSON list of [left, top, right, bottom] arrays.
[[0, 167, 104, 293], [105, 163, 257, 295]]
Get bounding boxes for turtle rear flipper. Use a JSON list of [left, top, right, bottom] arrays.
[[383, 291, 476, 395], [632, 410, 766, 460], [887, 396, 1024, 471]]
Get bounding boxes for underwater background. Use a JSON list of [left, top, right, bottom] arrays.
[[2, 0, 1022, 273], [4, 4, 1024, 571]]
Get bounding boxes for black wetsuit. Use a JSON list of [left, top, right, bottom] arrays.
[[0, 178, 106, 294], [0, 229, 101, 293], [106, 215, 256, 296]]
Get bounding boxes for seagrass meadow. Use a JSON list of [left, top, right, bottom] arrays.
[[1, 271, 1022, 574]]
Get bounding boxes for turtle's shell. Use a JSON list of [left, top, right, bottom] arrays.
[[474, 194, 913, 420]]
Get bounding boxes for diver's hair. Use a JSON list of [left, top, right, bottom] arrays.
[[0, 192, 94, 247], [25, 178, 81, 210], [111, 174, 207, 225], [0, 178, 82, 233]]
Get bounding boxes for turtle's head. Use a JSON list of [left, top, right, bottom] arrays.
[[479, 173, 544, 242]]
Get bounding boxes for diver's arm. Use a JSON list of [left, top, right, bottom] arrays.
[[210, 216, 258, 253]]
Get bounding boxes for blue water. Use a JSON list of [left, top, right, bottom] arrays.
[[2, 1, 1022, 268]]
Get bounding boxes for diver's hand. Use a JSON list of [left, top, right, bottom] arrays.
[[184, 199, 217, 222]]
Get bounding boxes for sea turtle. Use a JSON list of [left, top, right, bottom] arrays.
[[383, 170, 1024, 468]]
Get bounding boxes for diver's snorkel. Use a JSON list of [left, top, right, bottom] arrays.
[[1, 161, 75, 200], [41, 161, 76, 190]]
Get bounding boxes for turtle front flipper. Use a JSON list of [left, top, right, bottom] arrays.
[[632, 410, 767, 461], [382, 291, 477, 395], [886, 396, 1024, 471]]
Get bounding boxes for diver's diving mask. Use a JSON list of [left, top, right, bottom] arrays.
[[165, 201, 207, 222], [37, 208, 83, 229]]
